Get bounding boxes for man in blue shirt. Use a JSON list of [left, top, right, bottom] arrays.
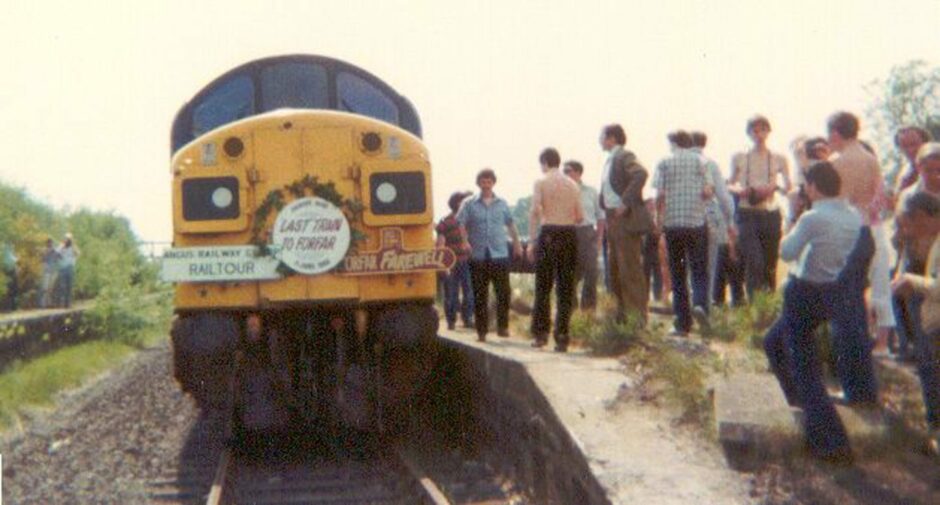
[[457, 168, 523, 341], [763, 161, 876, 464]]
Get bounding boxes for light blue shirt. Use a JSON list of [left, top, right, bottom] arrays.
[[692, 148, 734, 241], [600, 145, 624, 210], [578, 183, 604, 228], [456, 193, 515, 260], [781, 198, 862, 283]]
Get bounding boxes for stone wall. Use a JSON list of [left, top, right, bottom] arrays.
[[427, 339, 611, 505]]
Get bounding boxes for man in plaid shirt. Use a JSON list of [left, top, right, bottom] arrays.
[[654, 130, 714, 334]]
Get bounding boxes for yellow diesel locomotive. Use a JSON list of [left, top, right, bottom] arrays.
[[163, 55, 451, 434]]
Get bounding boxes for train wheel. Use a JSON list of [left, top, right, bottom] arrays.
[[170, 313, 239, 411]]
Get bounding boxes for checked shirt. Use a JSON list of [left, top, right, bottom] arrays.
[[653, 148, 710, 229]]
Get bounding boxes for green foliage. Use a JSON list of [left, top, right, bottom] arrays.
[[704, 290, 781, 346], [0, 339, 143, 430], [82, 279, 172, 347], [865, 60, 940, 180], [578, 311, 647, 356], [0, 179, 156, 308], [650, 343, 711, 425]]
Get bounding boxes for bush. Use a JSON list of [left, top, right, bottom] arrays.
[[82, 275, 172, 347]]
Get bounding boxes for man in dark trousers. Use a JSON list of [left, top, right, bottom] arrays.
[[653, 131, 713, 334], [598, 124, 651, 325], [527, 148, 583, 351], [457, 168, 523, 342], [763, 161, 875, 463]]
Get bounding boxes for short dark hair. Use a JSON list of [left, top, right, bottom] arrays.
[[894, 125, 932, 147], [669, 130, 693, 149], [902, 191, 940, 218], [476, 168, 496, 184], [448, 191, 470, 213], [804, 137, 829, 161], [827, 111, 859, 139], [563, 160, 583, 174], [539, 148, 561, 168], [690, 131, 707, 148], [746, 115, 771, 134], [805, 161, 841, 197], [603, 124, 626, 145]]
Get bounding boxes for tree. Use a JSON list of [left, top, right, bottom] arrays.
[[865, 60, 940, 184]]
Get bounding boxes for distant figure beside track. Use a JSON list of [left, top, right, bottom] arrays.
[[1, 243, 18, 312], [56, 233, 79, 308], [40, 238, 60, 308]]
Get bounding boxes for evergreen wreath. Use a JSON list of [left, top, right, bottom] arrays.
[[250, 174, 366, 267]]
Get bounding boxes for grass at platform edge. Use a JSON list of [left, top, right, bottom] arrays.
[[0, 289, 172, 432]]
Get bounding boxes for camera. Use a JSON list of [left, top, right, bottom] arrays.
[[745, 187, 766, 206]]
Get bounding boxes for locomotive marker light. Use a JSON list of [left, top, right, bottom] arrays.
[[271, 196, 351, 275]]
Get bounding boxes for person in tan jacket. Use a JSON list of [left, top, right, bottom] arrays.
[[891, 187, 940, 454]]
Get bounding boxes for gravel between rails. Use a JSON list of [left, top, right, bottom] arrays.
[[2, 341, 206, 504]]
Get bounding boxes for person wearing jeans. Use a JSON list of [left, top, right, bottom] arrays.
[[437, 191, 474, 330], [763, 161, 872, 462]]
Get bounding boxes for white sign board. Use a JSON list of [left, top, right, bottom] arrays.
[[271, 196, 351, 275], [161, 245, 281, 282]]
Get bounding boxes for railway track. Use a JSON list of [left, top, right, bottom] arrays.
[[204, 444, 451, 505], [149, 423, 517, 504]]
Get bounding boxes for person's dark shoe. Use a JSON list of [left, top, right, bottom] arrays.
[[816, 445, 855, 466], [447, 321, 456, 331], [667, 326, 689, 337], [531, 337, 547, 348], [477, 332, 487, 342], [497, 328, 510, 338], [692, 306, 710, 332], [554, 343, 568, 353]]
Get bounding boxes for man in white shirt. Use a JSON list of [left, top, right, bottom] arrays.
[[563, 160, 605, 311]]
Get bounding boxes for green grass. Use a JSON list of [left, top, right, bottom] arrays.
[[0, 291, 171, 432], [0, 339, 134, 430]]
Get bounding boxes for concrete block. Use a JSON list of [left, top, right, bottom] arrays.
[[714, 373, 801, 470]]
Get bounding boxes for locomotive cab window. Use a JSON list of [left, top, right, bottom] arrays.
[[192, 76, 255, 138], [260, 62, 329, 111], [337, 72, 399, 125]]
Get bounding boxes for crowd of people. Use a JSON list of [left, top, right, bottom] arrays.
[[0, 233, 80, 312], [436, 112, 940, 464]]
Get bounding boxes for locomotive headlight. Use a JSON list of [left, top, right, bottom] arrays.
[[369, 172, 425, 215], [211, 187, 234, 208], [182, 177, 240, 221], [375, 182, 397, 204]]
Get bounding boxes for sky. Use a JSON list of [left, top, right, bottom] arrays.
[[1, 0, 938, 244]]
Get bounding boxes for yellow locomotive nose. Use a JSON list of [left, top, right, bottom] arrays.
[[166, 55, 443, 435]]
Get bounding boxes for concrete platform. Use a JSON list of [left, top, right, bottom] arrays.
[[714, 373, 889, 470], [436, 325, 753, 505]]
